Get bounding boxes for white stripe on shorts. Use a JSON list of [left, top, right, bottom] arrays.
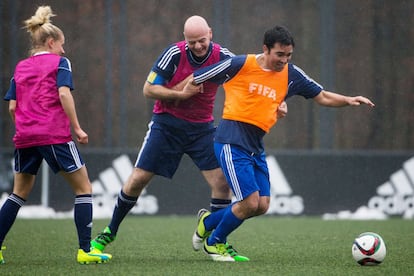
[[223, 144, 243, 200], [135, 121, 153, 167], [68, 141, 82, 169]]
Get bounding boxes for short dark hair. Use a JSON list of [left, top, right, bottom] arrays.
[[263, 25, 295, 50]]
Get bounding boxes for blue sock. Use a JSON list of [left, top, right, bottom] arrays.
[[207, 207, 243, 245], [108, 190, 137, 235], [204, 206, 227, 231], [74, 194, 93, 252], [210, 198, 231, 212], [0, 193, 25, 248]]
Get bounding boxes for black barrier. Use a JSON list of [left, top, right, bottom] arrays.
[[0, 150, 413, 217]]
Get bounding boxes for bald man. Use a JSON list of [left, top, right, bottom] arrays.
[[90, 15, 235, 255]]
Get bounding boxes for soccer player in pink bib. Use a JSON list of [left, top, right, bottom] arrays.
[[0, 6, 111, 264]]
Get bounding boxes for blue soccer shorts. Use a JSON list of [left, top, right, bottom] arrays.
[[135, 118, 219, 178], [14, 141, 84, 175], [214, 142, 270, 201]]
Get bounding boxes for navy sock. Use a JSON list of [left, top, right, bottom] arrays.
[[210, 198, 232, 212], [0, 193, 25, 248], [207, 207, 243, 245], [74, 194, 93, 252], [108, 190, 137, 235]]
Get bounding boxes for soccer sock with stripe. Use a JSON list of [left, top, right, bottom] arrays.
[[210, 198, 232, 212], [0, 193, 25, 248], [74, 194, 93, 252], [108, 190, 138, 235], [207, 206, 243, 245]]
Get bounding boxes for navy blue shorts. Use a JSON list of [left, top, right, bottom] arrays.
[[14, 141, 84, 175], [135, 115, 219, 178], [214, 142, 270, 201]]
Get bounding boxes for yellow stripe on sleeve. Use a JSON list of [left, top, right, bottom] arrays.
[[147, 71, 158, 83]]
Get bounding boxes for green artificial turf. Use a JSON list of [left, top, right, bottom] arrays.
[[1, 216, 412, 275]]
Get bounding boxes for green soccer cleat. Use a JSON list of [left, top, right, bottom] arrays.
[[77, 248, 112, 264], [0, 246, 5, 264], [225, 242, 250, 262], [203, 240, 250, 262], [192, 209, 211, 251], [91, 226, 116, 252]]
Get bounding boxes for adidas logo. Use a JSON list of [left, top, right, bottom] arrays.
[[266, 155, 304, 215], [92, 154, 159, 217], [366, 156, 414, 217]]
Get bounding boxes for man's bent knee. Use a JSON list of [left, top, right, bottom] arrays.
[[124, 168, 153, 196]]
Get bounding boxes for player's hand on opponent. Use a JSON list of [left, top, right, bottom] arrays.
[[74, 127, 88, 144], [172, 75, 201, 105], [277, 101, 288, 119], [171, 75, 193, 91], [181, 77, 203, 99]]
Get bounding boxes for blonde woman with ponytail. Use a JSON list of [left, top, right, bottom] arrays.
[[1, 6, 112, 265]]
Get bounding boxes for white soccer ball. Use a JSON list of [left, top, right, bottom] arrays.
[[352, 232, 386, 265]]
